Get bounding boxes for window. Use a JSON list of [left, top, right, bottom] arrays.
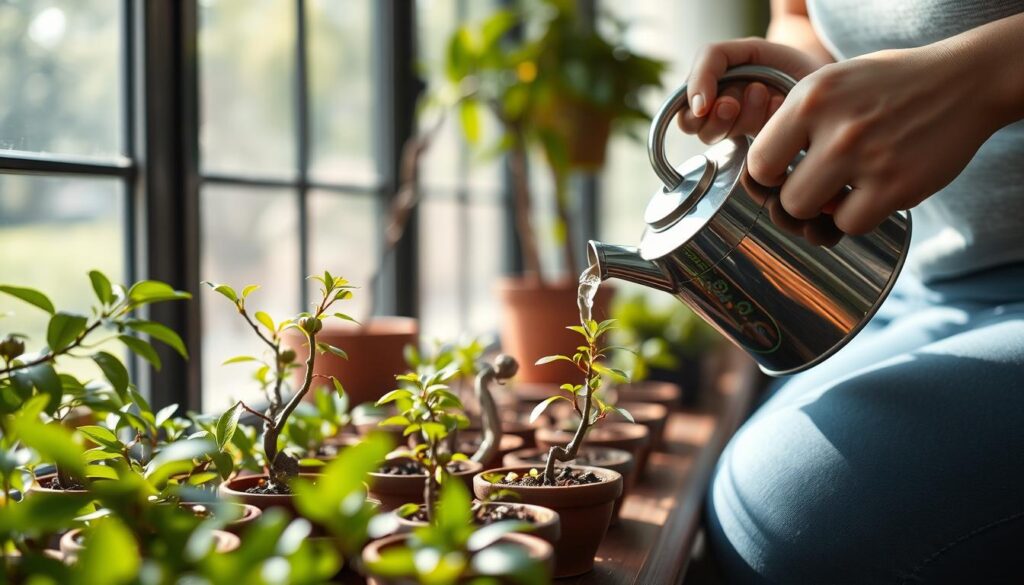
[[0, 0, 132, 383]]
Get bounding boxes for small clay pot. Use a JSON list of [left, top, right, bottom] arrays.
[[473, 465, 622, 578], [456, 432, 525, 469], [395, 500, 561, 546], [60, 527, 240, 560], [613, 380, 682, 410], [367, 458, 484, 512], [362, 531, 553, 585], [179, 501, 262, 535], [536, 422, 651, 474], [217, 474, 321, 516], [283, 316, 418, 408], [503, 446, 635, 523]]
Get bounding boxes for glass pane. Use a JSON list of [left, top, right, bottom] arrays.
[[0, 1, 122, 158], [307, 0, 378, 186], [201, 184, 300, 410], [0, 174, 125, 380], [415, 0, 503, 193], [307, 191, 377, 320], [418, 195, 504, 341], [199, 0, 296, 179]]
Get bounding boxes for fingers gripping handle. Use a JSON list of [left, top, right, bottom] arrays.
[[648, 65, 799, 190]]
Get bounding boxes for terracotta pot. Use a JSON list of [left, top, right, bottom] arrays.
[[535, 94, 614, 170], [367, 459, 484, 512], [60, 527, 240, 560], [179, 501, 262, 535], [502, 446, 635, 523], [363, 532, 553, 585], [613, 380, 682, 410], [283, 316, 417, 408], [217, 474, 321, 516], [535, 422, 651, 475], [395, 501, 561, 546], [473, 465, 621, 578], [497, 278, 614, 384], [456, 432, 525, 469]]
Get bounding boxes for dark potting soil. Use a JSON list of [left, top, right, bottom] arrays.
[[499, 466, 602, 487], [403, 504, 540, 525], [244, 479, 293, 495], [378, 460, 469, 476], [45, 476, 87, 491]]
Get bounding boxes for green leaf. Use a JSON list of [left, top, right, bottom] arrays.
[[11, 416, 85, 478], [222, 355, 259, 365], [216, 402, 243, 450], [11, 363, 62, 413], [203, 282, 238, 303], [77, 425, 123, 452], [241, 284, 261, 299], [459, 99, 482, 144], [46, 312, 88, 353], [92, 351, 130, 401], [0, 285, 54, 314], [254, 310, 275, 332], [332, 312, 357, 323], [378, 415, 410, 427], [614, 406, 635, 424], [119, 335, 162, 370], [75, 518, 140, 585], [471, 542, 547, 583], [316, 342, 348, 360], [124, 320, 188, 359], [534, 354, 573, 366], [376, 389, 412, 406], [88, 270, 114, 305], [467, 520, 532, 552], [529, 395, 569, 424], [128, 280, 191, 304], [367, 547, 416, 578], [331, 376, 345, 398], [436, 476, 473, 532], [85, 464, 119, 480], [154, 403, 178, 427]]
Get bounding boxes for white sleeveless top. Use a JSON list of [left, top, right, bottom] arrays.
[[807, 0, 1024, 282]]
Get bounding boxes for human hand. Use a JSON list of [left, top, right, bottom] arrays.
[[747, 45, 1002, 234], [677, 38, 827, 143]]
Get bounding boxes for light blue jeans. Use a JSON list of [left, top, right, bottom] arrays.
[[706, 263, 1024, 584]]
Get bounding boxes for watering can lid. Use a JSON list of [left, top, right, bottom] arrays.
[[639, 137, 759, 261]]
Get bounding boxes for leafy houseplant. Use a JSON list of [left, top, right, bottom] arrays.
[[367, 367, 481, 515], [0, 272, 190, 491], [363, 478, 553, 585], [206, 271, 355, 494]]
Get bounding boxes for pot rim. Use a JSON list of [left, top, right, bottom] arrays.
[[363, 531, 553, 575], [29, 473, 91, 495], [178, 500, 262, 525], [60, 527, 240, 555], [218, 473, 322, 501], [396, 500, 561, 532], [473, 465, 622, 509]]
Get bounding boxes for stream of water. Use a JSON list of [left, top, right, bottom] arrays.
[[577, 263, 602, 325]]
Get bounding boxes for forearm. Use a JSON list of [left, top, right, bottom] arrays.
[[937, 11, 1024, 129], [767, 0, 834, 66]]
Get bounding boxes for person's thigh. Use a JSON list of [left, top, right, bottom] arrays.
[[706, 309, 1024, 584]]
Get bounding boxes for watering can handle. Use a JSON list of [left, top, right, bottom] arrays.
[[648, 65, 798, 191]]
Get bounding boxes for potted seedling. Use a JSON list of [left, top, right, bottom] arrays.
[[207, 272, 355, 510], [366, 366, 481, 513], [473, 319, 630, 577], [363, 478, 553, 585]]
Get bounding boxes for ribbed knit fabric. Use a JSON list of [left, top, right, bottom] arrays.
[[807, 0, 1024, 282]]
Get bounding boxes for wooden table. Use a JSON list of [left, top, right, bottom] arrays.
[[567, 349, 761, 585]]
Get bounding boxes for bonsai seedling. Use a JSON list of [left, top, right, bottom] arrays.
[[529, 319, 633, 485], [375, 366, 469, 522], [205, 271, 355, 492]]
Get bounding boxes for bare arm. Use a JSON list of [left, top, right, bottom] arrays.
[[767, 0, 834, 64]]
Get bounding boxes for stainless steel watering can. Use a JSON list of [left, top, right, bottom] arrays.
[[589, 65, 912, 375]]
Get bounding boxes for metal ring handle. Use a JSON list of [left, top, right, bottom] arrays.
[[648, 65, 798, 190]]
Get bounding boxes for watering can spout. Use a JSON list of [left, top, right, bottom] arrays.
[[587, 240, 676, 294]]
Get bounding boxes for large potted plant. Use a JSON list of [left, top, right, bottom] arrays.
[[422, 2, 665, 383], [207, 272, 355, 510]]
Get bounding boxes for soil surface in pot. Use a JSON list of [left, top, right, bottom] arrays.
[[497, 466, 602, 487], [404, 502, 543, 525], [378, 460, 470, 476], [40, 476, 86, 490], [244, 477, 297, 495]]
